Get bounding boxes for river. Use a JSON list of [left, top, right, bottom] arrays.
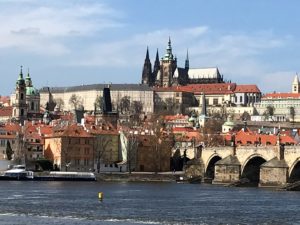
[[0, 181, 299, 225]]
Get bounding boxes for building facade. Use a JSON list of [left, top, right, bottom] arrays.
[[40, 84, 154, 114]]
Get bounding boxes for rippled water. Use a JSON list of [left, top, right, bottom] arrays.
[[0, 181, 299, 225]]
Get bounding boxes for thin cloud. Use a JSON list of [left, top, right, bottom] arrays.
[[0, 1, 124, 55]]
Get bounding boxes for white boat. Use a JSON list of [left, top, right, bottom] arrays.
[[1, 165, 34, 180]]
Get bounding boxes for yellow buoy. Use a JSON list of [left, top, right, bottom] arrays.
[[98, 192, 103, 200]]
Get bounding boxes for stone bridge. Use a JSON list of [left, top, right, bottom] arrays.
[[186, 144, 300, 187]]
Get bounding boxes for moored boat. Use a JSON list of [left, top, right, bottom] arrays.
[[0, 165, 34, 181]]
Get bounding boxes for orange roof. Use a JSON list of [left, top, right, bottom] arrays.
[[52, 124, 93, 138], [155, 83, 261, 95], [234, 85, 261, 93], [0, 106, 12, 117], [172, 127, 195, 133], [0, 96, 10, 105], [164, 114, 188, 121], [225, 129, 296, 146], [263, 93, 300, 99]]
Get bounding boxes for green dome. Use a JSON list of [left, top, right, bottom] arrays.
[[26, 86, 39, 96]]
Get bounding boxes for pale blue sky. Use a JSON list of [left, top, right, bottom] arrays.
[[0, 0, 299, 95]]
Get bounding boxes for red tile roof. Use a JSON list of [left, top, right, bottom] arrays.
[[164, 114, 188, 121], [155, 83, 261, 95], [172, 127, 195, 133], [0, 106, 12, 117], [263, 93, 300, 99], [234, 85, 261, 93], [225, 129, 296, 146], [0, 96, 10, 105]]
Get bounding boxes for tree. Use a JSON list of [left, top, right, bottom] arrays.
[[120, 96, 131, 114], [130, 101, 143, 125], [54, 98, 64, 111], [69, 94, 82, 110], [94, 95, 104, 112], [241, 111, 251, 121], [6, 141, 13, 160], [289, 106, 295, 124], [202, 119, 224, 147], [148, 115, 174, 173], [263, 105, 275, 121], [94, 135, 113, 173]]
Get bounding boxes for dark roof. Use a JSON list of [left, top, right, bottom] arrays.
[[40, 84, 153, 93]]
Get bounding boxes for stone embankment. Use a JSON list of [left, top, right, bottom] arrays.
[[96, 172, 181, 182]]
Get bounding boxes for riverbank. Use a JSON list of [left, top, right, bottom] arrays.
[[95, 172, 182, 182]]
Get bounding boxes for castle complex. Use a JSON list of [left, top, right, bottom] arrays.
[[142, 38, 224, 87]]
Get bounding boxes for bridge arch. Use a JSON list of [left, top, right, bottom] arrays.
[[205, 154, 222, 179], [241, 154, 267, 184], [289, 157, 300, 182]]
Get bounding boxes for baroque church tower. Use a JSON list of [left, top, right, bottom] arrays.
[[12, 66, 27, 123]]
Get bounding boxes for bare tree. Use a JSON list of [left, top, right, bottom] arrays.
[[149, 115, 174, 173], [120, 96, 131, 114], [69, 94, 82, 110], [94, 95, 104, 113], [94, 135, 113, 173], [54, 98, 64, 111], [130, 101, 143, 125]]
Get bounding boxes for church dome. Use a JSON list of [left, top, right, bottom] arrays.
[[26, 86, 39, 96]]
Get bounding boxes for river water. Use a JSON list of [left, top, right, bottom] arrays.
[[0, 181, 299, 225]]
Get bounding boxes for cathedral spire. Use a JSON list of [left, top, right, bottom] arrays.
[[164, 37, 174, 60], [145, 46, 150, 61], [141, 46, 152, 85], [185, 49, 189, 69], [154, 48, 160, 71]]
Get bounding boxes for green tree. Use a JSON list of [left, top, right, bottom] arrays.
[[289, 106, 296, 124], [263, 105, 275, 121], [6, 141, 13, 160]]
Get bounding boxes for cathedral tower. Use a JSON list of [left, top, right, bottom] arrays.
[[141, 47, 152, 85], [159, 37, 177, 87]]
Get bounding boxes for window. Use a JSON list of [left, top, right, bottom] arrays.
[[213, 98, 218, 105], [75, 159, 80, 166], [20, 93, 24, 100], [85, 139, 89, 145], [84, 159, 89, 166], [21, 109, 24, 116], [240, 96, 243, 102], [31, 102, 34, 110], [84, 148, 89, 155]]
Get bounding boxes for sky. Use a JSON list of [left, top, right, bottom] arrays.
[[0, 0, 300, 95]]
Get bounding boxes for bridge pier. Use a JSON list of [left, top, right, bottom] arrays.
[[212, 155, 241, 184], [259, 143, 289, 187], [259, 157, 289, 187]]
